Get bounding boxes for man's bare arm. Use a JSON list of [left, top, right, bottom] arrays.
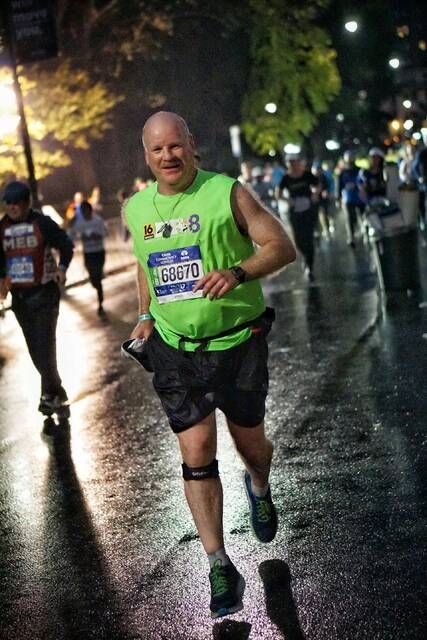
[[130, 263, 154, 339], [193, 183, 296, 299]]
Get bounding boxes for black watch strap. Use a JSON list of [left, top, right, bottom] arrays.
[[229, 266, 246, 284]]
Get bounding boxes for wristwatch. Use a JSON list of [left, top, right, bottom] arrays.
[[229, 265, 247, 284]]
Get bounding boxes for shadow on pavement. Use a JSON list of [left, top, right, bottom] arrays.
[[259, 559, 306, 639], [41, 424, 133, 640], [212, 619, 252, 640]]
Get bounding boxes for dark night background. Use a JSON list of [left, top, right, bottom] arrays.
[[0, 0, 426, 208]]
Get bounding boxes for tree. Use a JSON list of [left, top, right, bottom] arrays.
[[56, 0, 175, 76], [241, 0, 341, 155], [0, 61, 122, 182]]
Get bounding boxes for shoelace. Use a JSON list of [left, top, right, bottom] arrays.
[[255, 497, 271, 523], [210, 561, 229, 596]]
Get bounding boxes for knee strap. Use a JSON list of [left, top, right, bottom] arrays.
[[182, 458, 219, 481]]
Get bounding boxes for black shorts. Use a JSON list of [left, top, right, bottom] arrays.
[[145, 329, 269, 433]]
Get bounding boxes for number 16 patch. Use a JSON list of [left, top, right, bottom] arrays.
[[147, 245, 204, 303]]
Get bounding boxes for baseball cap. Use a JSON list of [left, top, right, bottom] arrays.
[[2, 181, 31, 203], [368, 147, 385, 159], [343, 150, 355, 162], [285, 153, 302, 162]]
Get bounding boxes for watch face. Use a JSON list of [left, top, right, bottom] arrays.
[[231, 266, 246, 283]]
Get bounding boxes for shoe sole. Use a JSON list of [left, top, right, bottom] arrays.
[[243, 473, 277, 544], [210, 574, 245, 619]]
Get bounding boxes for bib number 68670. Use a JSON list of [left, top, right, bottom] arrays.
[[160, 261, 200, 284]]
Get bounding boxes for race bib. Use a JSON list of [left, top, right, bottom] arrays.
[[147, 245, 204, 304], [6, 256, 35, 283]]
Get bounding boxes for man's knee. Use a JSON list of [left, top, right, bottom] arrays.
[[233, 432, 273, 465], [182, 458, 219, 481]]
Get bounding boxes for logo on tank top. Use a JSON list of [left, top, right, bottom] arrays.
[[144, 214, 201, 240]]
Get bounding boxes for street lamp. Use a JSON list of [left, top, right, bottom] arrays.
[[389, 57, 400, 69], [402, 100, 412, 109], [344, 20, 358, 33], [229, 125, 242, 167], [403, 119, 414, 131], [325, 140, 340, 151], [265, 102, 277, 114]]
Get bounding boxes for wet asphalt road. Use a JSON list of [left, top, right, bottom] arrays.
[[0, 222, 426, 640]]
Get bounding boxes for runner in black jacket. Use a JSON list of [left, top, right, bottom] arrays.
[[0, 181, 74, 418]]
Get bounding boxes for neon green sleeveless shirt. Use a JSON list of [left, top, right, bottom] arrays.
[[125, 169, 265, 351]]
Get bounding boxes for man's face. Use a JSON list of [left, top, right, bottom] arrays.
[[144, 119, 196, 194], [5, 199, 30, 222], [288, 158, 304, 172], [370, 155, 382, 170]]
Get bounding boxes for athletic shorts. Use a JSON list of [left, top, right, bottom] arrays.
[[145, 329, 269, 433]]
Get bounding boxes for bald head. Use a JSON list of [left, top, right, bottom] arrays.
[[142, 111, 197, 195], [142, 111, 191, 149]]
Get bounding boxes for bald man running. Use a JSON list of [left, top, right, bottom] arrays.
[[124, 111, 296, 618]]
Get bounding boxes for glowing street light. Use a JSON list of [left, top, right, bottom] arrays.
[[389, 57, 400, 69], [336, 113, 345, 122], [403, 119, 414, 131], [0, 115, 20, 137], [265, 102, 277, 114], [344, 20, 358, 33], [0, 85, 18, 111], [0, 84, 20, 137], [402, 99, 412, 109], [390, 119, 402, 132], [325, 140, 340, 151]]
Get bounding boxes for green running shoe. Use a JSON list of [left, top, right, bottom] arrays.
[[209, 559, 245, 619], [244, 471, 278, 543]]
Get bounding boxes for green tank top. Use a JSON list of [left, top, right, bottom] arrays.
[[125, 169, 265, 351]]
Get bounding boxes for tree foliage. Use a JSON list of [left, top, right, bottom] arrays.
[[56, 0, 175, 76], [242, 0, 341, 154], [0, 61, 122, 181], [1, 1, 342, 184]]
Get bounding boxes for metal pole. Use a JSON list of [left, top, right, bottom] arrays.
[[5, 4, 40, 208]]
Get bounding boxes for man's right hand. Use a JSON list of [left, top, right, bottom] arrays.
[[130, 319, 154, 340]]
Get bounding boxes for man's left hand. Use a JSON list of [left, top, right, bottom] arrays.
[[54, 268, 67, 285], [193, 269, 239, 300]]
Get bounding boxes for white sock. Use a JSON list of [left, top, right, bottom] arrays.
[[251, 478, 269, 498], [208, 548, 229, 569]]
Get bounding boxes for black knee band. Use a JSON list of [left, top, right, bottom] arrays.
[[182, 459, 219, 481]]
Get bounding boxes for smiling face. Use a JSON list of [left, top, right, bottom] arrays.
[[142, 112, 196, 194]]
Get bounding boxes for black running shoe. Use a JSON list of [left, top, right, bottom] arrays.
[[209, 559, 245, 619], [38, 389, 69, 418], [244, 471, 278, 543]]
